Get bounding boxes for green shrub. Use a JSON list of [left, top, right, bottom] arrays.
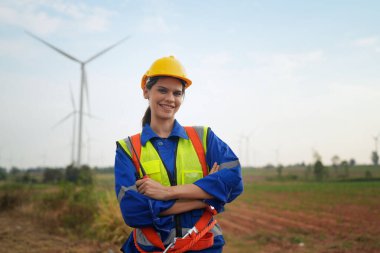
[[58, 185, 97, 235], [0, 183, 31, 211], [365, 170, 373, 179], [65, 164, 93, 185], [43, 169, 64, 183], [0, 167, 7, 180], [91, 191, 132, 244]]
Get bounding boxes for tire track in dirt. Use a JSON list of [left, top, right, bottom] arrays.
[[220, 202, 376, 237], [217, 217, 252, 234], [222, 206, 322, 234], [219, 211, 285, 233]]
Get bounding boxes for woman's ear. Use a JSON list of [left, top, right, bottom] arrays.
[[143, 87, 149, 99]]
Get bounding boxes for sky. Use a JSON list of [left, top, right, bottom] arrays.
[[1, 0, 380, 169]]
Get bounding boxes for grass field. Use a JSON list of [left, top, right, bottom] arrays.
[[1, 165, 380, 253]]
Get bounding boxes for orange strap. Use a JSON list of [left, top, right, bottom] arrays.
[[130, 133, 142, 176], [184, 127, 208, 177], [133, 226, 165, 251], [134, 206, 217, 253], [169, 222, 216, 252]]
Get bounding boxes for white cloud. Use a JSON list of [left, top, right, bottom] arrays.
[[0, 4, 62, 34], [245, 50, 324, 86], [0, 39, 27, 57], [139, 16, 173, 33], [82, 7, 113, 32], [353, 36, 378, 47], [0, 0, 115, 34], [200, 52, 231, 66]]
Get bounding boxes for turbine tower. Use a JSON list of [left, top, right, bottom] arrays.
[[51, 85, 78, 165], [26, 31, 129, 167]]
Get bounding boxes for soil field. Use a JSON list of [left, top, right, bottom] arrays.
[[0, 211, 120, 253], [219, 171, 380, 253], [1, 170, 380, 253]]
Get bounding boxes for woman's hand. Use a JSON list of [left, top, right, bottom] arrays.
[[209, 162, 220, 174], [136, 178, 173, 201]]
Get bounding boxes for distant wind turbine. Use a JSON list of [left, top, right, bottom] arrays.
[[373, 133, 380, 153], [26, 31, 129, 167]]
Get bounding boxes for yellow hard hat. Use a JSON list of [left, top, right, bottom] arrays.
[[141, 56, 192, 89]]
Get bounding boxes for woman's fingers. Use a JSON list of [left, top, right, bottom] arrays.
[[136, 178, 149, 194], [209, 162, 220, 174]]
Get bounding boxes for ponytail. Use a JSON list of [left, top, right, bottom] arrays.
[[142, 107, 151, 127], [141, 76, 159, 127]]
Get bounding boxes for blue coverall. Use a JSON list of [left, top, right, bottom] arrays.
[[114, 120, 243, 252]]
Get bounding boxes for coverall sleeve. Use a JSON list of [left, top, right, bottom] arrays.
[[115, 146, 175, 231], [193, 128, 243, 211]]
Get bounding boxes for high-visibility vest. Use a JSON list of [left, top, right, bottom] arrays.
[[117, 126, 220, 252], [117, 126, 209, 186]]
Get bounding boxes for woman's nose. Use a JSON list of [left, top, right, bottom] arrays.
[[165, 92, 175, 102]]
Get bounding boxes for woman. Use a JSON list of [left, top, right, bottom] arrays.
[[115, 56, 243, 252]]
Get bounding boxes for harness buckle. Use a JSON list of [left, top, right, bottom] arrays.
[[183, 226, 198, 238], [163, 237, 177, 253], [163, 225, 199, 253]]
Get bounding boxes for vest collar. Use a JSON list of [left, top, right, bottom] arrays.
[[141, 120, 189, 146]]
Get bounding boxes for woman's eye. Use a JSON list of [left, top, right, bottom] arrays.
[[174, 92, 182, 96], [158, 89, 167, 93]]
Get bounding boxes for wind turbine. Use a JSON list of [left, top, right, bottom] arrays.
[[52, 84, 102, 166], [51, 85, 78, 165], [26, 31, 129, 167], [373, 133, 380, 153], [239, 128, 259, 167]]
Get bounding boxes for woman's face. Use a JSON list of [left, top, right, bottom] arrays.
[[144, 77, 184, 122]]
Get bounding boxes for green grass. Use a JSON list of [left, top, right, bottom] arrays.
[[240, 179, 380, 212]]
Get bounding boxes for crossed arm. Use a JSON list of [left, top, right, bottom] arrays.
[[135, 162, 220, 216]]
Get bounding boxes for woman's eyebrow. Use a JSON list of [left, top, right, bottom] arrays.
[[157, 86, 182, 92]]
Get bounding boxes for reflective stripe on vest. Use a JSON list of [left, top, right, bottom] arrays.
[[117, 126, 209, 186]]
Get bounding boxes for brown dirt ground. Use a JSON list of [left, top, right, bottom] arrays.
[[1, 197, 380, 253], [0, 211, 120, 253], [219, 200, 380, 253]]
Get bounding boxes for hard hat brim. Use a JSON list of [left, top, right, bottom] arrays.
[[141, 74, 192, 90]]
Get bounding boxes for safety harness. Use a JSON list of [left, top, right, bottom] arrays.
[[129, 126, 217, 253]]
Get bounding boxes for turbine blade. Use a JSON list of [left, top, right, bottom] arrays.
[[83, 67, 91, 114], [84, 35, 131, 64], [25, 30, 82, 64], [69, 83, 76, 110], [51, 112, 75, 129]]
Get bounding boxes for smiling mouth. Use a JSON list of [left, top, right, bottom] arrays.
[[159, 104, 175, 110]]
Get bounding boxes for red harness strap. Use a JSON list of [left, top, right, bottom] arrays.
[[133, 206, 217, 253], [130, 133, 142, 176]]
